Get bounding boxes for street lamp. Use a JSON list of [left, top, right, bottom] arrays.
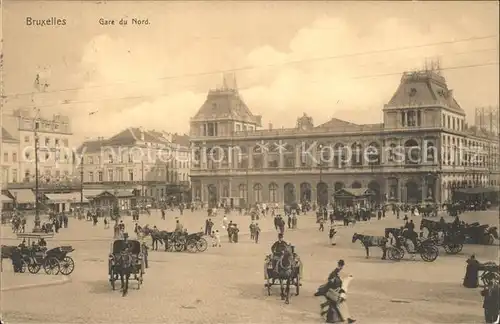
[[34, 121, 41, 230]]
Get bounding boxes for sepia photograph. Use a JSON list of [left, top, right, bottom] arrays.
[[0, 1, 499, 323]]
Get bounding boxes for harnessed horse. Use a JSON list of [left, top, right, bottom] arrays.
[[111, 250, 135, 296], [269, 246, 295, 304]]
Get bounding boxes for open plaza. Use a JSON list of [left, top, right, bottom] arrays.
[[1, 208, 498, 323]]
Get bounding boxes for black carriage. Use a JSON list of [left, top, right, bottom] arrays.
[[462, 223, 498, 245], [15, 233, 61, 275], [108, 239, 145, 290], [264, 250, 303, 303], [169, 232, 208, 253], [419, 219, 465, 254]]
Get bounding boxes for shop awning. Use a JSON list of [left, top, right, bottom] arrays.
[[45, 192, 89, 203], [82, 189, 106, 198], [8, 189, 36, 204], [1, 194, 13, 202]]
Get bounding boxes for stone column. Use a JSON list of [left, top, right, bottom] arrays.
[[397, 178, 403, 202], [201, 182, 207, 204], [295, 184, 301, 203], [311, 185, 317, 204], [263, 149, 269, 169], [295, 144, 301, 168], [201, 144, 208, 169], [248, 152, 253, 169], [421, 175, 427, 202]]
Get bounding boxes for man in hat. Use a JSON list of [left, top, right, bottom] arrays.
[[271, 233, 288, 255]]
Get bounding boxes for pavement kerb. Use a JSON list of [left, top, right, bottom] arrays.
[[1, 275, 71, 292]]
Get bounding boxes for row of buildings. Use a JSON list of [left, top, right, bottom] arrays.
[[1, 108, 191, 209], [2, 68, 499, 210], [189, 69, 500, 207]]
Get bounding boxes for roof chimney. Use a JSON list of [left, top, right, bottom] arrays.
[[268, 123, 273, 130]]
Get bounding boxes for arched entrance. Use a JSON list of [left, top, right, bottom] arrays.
[[317, 182, 329, 207], [207, 184, 218, 208], [300, 182, 312, 202], [334, 182, 344, 192], [405, 180, 420, 203], [368, 180, 381, 204], [284, 183, 296, 206], [351, 181, 362, 189]]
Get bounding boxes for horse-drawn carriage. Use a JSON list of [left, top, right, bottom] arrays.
[[263, 245, 303, 304], [2, 233, 75, 275], [384, 229, 439, 262], [108, 238, 145, 292], [172, 232, 208, 252]]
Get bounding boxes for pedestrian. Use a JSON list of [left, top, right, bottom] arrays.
[[319, 218, 324, 232], [254, 223, 261, 243], [205, 219, 210, 235], [481, 278, 500, 323], [104, 217, 109, 229], [249, 222, 255, 240], [287, 214, 292, 229], [329, 225, 337, 246], [214, 230, 221, 247]]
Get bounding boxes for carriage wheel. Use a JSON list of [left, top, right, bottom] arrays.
[[186, 240, 197, 253], [444, 244, 462, 255], [196, 238, 208, 252], [28, 262, 41, 274], [59, 256, 75, 275], [166, 239, 175, 252], [43, 257, 60, 275], [420, 246, 438, 262], [388, 247, 404, 261], [174, 241, 184, 252]]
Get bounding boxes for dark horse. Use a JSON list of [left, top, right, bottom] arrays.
[[111, 252, 134, 296], [140, 226, 172, 251], [267, 246, 296, 304]]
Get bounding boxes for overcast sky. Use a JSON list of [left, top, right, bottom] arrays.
[[2, 1, 499, 142]]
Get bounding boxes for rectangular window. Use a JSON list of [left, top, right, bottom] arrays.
[[24, 136, 30, 143], [129, 170, 134, 181], [108, 169, 114, 181], [98, 171, 103, 182], [12, 153, 17, 162], [89, 172, 94, 182], [3, 153, 8, 162]]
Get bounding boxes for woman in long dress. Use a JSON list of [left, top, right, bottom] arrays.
[[463, 254, 480, 288]]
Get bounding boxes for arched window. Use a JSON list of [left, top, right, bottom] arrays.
[[269, 183, 278, 203], [253, 183, 263, 202], [238, 184, 247, 200], [366, 142, 380, 165]]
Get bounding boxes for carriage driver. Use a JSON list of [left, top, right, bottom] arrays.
[[271, 233, 288, 256]]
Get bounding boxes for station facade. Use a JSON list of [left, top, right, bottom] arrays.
[[189, 70, 499, 207]]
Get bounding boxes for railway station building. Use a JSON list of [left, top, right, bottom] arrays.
[[189, 70, 499, 207]]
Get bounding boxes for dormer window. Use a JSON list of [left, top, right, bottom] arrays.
[[212, 103, 217, 110], [409, 88, 417, 97]]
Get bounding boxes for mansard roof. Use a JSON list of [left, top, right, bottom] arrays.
[[192, 88, 262, 126], [386, 70, 465, 115]]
